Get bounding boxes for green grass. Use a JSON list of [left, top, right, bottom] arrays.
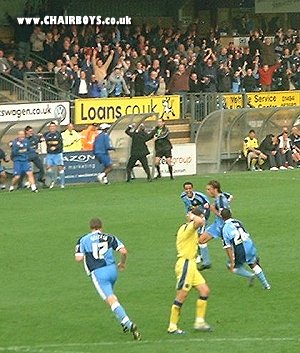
[[0, 171, 299, 353]]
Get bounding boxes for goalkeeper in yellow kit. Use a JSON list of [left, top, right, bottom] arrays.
[[167, 208, 211, 334]]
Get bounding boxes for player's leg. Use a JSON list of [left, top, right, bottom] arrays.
[[166, 155, 174, 179], [9, 161, 21, 191], [139, 155, 151, 181], [194, 276, 211, 331], [197, 227, 212, 269], [229, 245, 255, 284], [0, 170, 7, 189], [46, 154, 55, 188], [32, 155, 46, 183], [91, 268, 141, 340], [126, 155, 137, 182], [154, 156, 161, 178], [55, 153, 65, 188], [26, 170, 38, 192], [248, 256, 271, 289], [168, 259, 190, 334]]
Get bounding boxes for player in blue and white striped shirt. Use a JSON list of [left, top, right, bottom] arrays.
[[75, 218, 141, 340], [221, 208, 271, 289], [180, 182, 212, 270]]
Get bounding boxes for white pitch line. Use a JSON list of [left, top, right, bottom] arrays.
[[0, 337, 299, 352]]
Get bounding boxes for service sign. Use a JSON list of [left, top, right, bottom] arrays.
[[74, 95, 180, 124], [224, 91, 300, 109], [0, 101, 70, 125]]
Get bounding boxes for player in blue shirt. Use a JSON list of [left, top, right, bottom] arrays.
[[0, 147, 9, 190], [93, 123, 115, 185], [221, 209, 271, 289], [44, 121, 65, 189], [180, 182, 212, 270], [199, 180, 253, 280], [9, 130, 38, 192], [199, 180, 232, 243], [75, 218, 141, 340]]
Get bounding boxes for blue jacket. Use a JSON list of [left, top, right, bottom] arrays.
[[93, 132, 114, 155]]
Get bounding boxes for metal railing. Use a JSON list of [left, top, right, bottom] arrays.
[[24, 72, 79, 101], [0, 73, 41, 101]]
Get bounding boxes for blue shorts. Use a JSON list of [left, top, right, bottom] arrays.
[[13, 160, 32, 176], [95, 153, 112, 168], [90, 264, 118, 300], [235, 242, 257, 266], [206, 222, 223, 239], [46, 153, 64, 167]]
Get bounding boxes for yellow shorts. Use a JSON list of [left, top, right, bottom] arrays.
[[175, 257, 205, 291]]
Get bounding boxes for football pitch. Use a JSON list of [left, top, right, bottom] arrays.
[[0, 171, 299, 353]]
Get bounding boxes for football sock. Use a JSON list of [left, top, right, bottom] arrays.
[[196, 297, 208, 321], [199, 244, 211, 266], [168, 300, 182, 330], [47, 168, 54, 182], [30, 184, 37, 191], [111, 302, 132, 330], [156, 165, 161, 176], [252, 264, 270, 288], [168, 165, 173, 178], [232, 265, 254, 278], [59, 170, 65, 186]]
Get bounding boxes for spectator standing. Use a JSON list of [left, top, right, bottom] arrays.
[[125, 123, 155, 182], [0, 147, 9, 190], [62, 123, 82, 152], [258, 61, 281, 91], [0, 50, 11, 73], [30, 26, 45, 54]]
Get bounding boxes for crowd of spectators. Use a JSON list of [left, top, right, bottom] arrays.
[[1, 20, 300, 97]]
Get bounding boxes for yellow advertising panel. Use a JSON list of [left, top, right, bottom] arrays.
[[74, 95, 180, 124], [224, 91, 300, 109]]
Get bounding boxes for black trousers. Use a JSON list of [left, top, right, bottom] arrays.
[[30, 154, 45, 181], [126, 155, 150, 180]]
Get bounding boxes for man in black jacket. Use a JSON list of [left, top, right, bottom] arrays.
[[259, 134, 282, 170], [125, 124, 155, 182]]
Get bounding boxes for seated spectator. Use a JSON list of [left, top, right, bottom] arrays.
[[23, 60, 34, 74], [289, 126, 300, 167], [259, 134, 282, 170], [278, 131, 294, 169], [0, 50, 11, 73], [107, 68, 130, 97], [243, 130, 267, 171], [11, 60, 25, 80]]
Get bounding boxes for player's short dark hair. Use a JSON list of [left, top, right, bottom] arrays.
[[89, 218, 102, 229], [25, 125, 32, 131], [183, 181, 193, 188], [221, 208, 232, 220], [249, 129, 255, 134], [208, 180, 221, 192], [191, 208, 203, 217]]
